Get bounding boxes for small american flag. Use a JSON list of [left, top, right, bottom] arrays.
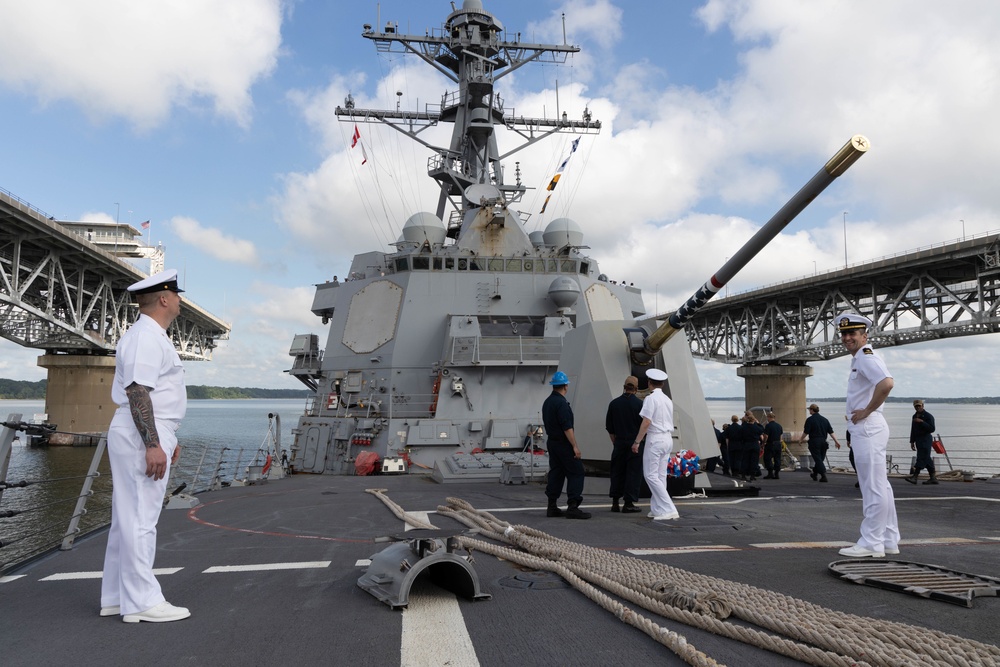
[[141, 220, 150, 229]]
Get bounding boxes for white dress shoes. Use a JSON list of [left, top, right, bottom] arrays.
[[652, 512, 680, 521], [100, 606, 120, 617], [884, 547, 900, 555], [122, 601, 191, 623], [838, 545, 885, 558]]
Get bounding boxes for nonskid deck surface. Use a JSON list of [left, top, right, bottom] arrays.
[[2, 470, 998, 666]]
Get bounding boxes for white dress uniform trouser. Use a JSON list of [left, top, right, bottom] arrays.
[[850, 412, 900, 553], [643, 433, 678, 518], [101, 409, 179, 615]]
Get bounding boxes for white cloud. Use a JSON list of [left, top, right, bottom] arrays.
[[0, 0, 283, 129], [170, 216, 261, 266]]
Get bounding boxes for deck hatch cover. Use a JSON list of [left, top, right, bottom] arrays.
[[830, 559, 1000, 607]]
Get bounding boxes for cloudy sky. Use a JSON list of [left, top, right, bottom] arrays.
[[2, 0, 999, 398]]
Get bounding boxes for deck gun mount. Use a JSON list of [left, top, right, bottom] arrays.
[[565, 135, 869, 470]]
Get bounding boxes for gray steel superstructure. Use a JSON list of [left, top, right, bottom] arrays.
[[284, 0, 865, 477]]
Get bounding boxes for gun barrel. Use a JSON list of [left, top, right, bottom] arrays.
[[644, 134, 869, 354]]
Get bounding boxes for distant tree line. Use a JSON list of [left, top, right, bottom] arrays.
[[0, 378, 47, 399], [185, 386, 309, 399], [0, 378, 308, 400]]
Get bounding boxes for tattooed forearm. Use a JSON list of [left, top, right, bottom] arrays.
[[125, 382, 160, 449]]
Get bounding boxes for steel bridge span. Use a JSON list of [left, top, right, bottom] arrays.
[[666, 233, 1000, 432], [1, 188, 231, 437]]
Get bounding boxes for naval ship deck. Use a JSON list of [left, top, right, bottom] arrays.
[[2, 470, 998, 666]]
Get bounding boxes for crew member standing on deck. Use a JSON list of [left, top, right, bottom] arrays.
[[542, 371, 591, 519], [606, 375, 644, 513], [633, 369, 678, 520], [799, 404, 841, 482], [762, 412, 784, 479], [837, 313, 901, 559], [906, 400, 938, 485], [101, 269, 191, 623]]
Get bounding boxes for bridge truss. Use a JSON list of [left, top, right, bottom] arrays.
[[676, 234, 1000, 365], [1, 189, 230, 360]]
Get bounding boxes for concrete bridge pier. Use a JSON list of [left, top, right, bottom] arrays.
[[37, 354, 115, 443], [737, 364, 813, 455]]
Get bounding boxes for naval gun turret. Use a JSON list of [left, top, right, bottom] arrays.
[[564, 135, 869, 470]]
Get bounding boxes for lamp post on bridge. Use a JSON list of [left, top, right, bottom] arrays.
[[843, 211, 848, 268], [960, 219, 965, 240]]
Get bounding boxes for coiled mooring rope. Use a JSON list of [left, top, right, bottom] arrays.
[[365, 489, 1000, 667]]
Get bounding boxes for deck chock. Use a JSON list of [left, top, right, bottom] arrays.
[[163, 483, 200, 510], [358, 529, 492, 610], [830, 559, 1000, 607]]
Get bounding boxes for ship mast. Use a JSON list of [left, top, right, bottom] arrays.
[[336, 0, 601, 238]]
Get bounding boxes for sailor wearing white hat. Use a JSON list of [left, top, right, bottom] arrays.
[[632, 368, 678, 520], [101, 269, 190, 623], [126, 268, 185, 295], [836, 312, 900, 559]]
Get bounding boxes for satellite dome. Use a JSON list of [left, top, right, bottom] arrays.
[[543, 217, 584, 248], [548, 276, 580, 309], [528, 231, 545, 247], [401, 212, 446, 245]]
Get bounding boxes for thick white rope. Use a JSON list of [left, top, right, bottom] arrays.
[[365, 490, 1000, 667]]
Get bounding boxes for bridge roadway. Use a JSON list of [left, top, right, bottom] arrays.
[[1, 188, 230, 436], [661, 231, 1000, 432]]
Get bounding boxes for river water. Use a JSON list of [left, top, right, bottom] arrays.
[[0, 398, 304, 572], [2, 397, 998, 572]]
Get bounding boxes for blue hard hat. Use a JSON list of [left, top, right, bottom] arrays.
[[550, 371, 570, 386]]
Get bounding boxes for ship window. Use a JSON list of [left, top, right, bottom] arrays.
[[547, 259, 559, 272], [433, 258, 442, 270], [395, 258, 409, 272], [469, 259, 483, 271], [579, 262, 590, 275], [445, 258, 455, 270], [506, 259, 522, 272], [488, 258, 505, 271], [523, 260, 533, 272], [561, 260, 577, 272], [458, 258, 468, 270], [413, 257, 430, 270]]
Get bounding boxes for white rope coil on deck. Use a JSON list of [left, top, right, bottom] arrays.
[[365, 489, 1000, 667]]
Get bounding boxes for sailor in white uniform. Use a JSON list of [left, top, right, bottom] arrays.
[[837, 313, 901, 558], [100, 269, 191, 623], [632, 368, 678, 520]]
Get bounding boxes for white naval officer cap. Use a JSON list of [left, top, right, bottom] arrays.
[[646, 368, 668, 382], [836, 312, 871, 332], [127, 268, 185, 295]]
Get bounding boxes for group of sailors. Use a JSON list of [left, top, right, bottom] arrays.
[[711, 410, 785, 481]]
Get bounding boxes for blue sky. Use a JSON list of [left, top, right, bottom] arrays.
[[2, 0, 1000, 398]]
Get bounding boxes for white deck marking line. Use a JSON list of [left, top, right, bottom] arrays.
[[628, 546, 738, 555], [401, 582, 479, 667], [753, 541, 854, 550], [0, 575, 26, 583], [203, 561, 331, 573], [896, 537, 979, 545], [356, 559, 372, 567], [40, 567, 182, 581]]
